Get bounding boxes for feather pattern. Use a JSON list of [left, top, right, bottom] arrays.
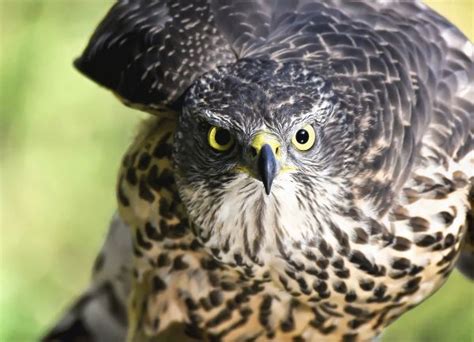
[[46, 1, 473, 341]]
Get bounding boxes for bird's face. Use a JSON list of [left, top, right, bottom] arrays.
[[174, 59, 358, 263]]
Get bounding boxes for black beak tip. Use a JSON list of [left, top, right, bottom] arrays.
[[263, 180, 272, 195]]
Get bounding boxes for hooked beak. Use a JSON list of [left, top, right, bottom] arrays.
[[251, 133, 281, 195], [258, 144, 278, 195]]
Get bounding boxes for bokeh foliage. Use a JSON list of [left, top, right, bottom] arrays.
[[0, 1, 472, 341]]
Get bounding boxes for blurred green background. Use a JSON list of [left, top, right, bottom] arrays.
[[0, 1, 472, 341]]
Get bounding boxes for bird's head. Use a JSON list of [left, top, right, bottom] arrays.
[[173, 59, 359, 261]]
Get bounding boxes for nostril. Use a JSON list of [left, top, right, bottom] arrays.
[[250, 147, 258, 158], [275, 147, 280, 156]]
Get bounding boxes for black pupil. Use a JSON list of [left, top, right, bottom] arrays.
[[215, 129, 231, 145], [296, 129, 309, 144]]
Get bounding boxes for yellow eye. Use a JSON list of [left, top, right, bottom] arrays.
[[292, 124, 316, 151], [208, 126, 235, 152]]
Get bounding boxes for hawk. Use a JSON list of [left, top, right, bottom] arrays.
[[44, 0, 473, 341]]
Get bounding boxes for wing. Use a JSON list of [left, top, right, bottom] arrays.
[[77, 0, 472, 156], [42, 213, 132, 341], [74, 0, 236, 111], [42, 231, 193, 342]]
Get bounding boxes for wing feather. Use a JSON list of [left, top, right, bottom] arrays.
[[75, 0, 236, 110]]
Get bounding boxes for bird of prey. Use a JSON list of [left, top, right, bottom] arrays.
[[44, 0, 473, 341]]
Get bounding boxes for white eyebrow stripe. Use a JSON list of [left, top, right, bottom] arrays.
[[197, 110, 248, 136], [201, 110, 235, 127]]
